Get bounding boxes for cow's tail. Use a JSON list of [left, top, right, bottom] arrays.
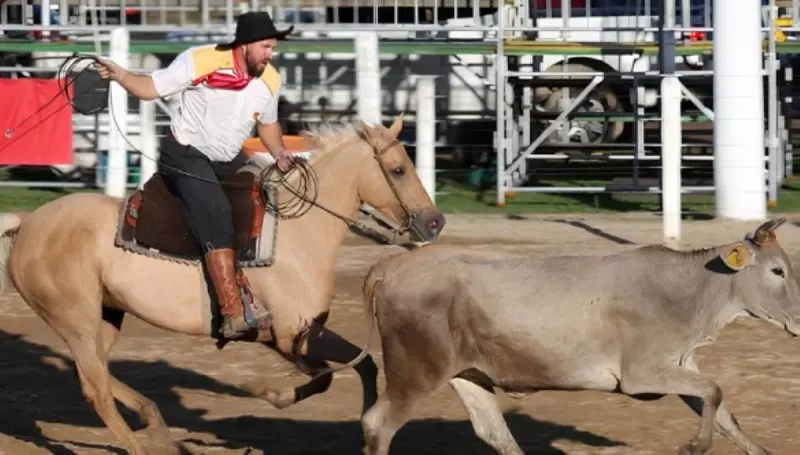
[[0, 212, 23, 294], [305, 261, 387, 381]]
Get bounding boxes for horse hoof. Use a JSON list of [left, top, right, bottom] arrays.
[[241, 380, 295, 409], [242, 378, 267, 396], [144, 428, 181, 455], [264, 388, 296, 409], [147, 440, 182, 455]]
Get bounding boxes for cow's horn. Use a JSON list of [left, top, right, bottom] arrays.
[[753, 217, 786, 245]]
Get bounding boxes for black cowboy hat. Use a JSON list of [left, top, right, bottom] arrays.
[[215, 11, 294, 50]]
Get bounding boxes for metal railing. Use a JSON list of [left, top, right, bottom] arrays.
[[0, 0, 496, 35], [1, 0, 797, 227]]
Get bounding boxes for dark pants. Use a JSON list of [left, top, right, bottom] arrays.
[[158, 134, 247, 253]]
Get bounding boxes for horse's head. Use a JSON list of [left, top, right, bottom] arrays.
[[354, 115, 445, 242]]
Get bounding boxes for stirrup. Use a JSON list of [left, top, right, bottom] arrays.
[[239, 281, 271, 330], [243, 300, 272, 330], [220, 311, 272, 339]]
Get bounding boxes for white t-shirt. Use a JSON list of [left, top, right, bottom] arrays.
[[150, 44, 281, 162]]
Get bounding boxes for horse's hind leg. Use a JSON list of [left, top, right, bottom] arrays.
[[96, 307, 177, 453], [304, 323, 379, 415], [245, 355, 335, 410], [51, 309, 147, 455]]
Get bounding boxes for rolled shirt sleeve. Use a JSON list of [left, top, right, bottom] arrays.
[[257, 93, 280, 125], [150, 49, 195, 98]]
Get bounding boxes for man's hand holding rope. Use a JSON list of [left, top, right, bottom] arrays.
[[94, 57, 126, 83], [257, 119, 295, 173], [272, 149, 295, 173], [94, 57, 161, 101]]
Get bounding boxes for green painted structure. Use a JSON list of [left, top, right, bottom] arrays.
[[2, 38, 800, 56]]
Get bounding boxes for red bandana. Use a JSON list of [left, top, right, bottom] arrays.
[[191, 47, 254, 91]]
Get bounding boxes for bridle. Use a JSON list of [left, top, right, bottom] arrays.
[[1, 52, 427, 251], [256, 131, 424, 249]]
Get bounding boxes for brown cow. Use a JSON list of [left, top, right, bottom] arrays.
[[356, 218, 799, 455]]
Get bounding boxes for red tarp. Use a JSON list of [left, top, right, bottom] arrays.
[[0, 78, 74, 165]]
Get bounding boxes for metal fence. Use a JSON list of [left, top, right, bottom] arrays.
[[0, 0, 498, 34], [0, 0, 797, 223], [9, 0, 797, 33]]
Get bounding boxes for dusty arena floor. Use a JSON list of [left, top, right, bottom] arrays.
[[2, 213, 800, 454]]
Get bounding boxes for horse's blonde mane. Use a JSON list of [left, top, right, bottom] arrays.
[[299, 121, 371, 158], [260, 120, 376, 191]]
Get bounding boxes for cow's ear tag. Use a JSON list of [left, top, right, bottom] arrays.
[[721, 244, 752, 271]]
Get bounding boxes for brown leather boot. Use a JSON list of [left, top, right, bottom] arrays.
[[204, 248, 272, 339]]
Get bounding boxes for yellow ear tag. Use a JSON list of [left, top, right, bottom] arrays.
[[725, 249, 742, 268]]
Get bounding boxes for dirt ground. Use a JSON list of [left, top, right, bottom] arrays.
[[2, 213, 800, 455]]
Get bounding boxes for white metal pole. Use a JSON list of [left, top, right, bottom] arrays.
[[713, 0, 766, 220], [139, 100, 157, 189], [785, 66, 795, 180], [226, 0, 234, 32], [795, 0, 800, 26], [41, 0, 51, 40], [495, 2, 506, 206], [661, 76, 682, 243], [779, 108, 788, 183], [681, 0, 691, 31], [354, 31, 382, 125], [415, 76, 436, 203], [59, 0, 68, 28], [661, 0, 681, 244], [107, 27, 129, 199], [201, 0, 210, 29], [767, 0, 779, 207], [0, 5, 6, 38]]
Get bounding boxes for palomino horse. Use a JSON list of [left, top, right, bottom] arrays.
[[0, 116, 444, 454]]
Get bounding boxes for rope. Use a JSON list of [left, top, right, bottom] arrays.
[[0, 55, 105, 154], [257, 158, 318, 220], [0, 54, 414, 246]]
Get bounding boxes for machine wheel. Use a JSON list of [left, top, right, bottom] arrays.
[[536, 62, 625, 145]]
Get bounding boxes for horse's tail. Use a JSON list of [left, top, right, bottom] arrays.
[[304, 259, 388, 382], [0, 212, 23, 294]]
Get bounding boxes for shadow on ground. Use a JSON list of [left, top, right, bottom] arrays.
[[0, 330, 626, 454]]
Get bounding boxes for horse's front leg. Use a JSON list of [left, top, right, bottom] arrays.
[[244, 318, 379, 415], [302, 319, 379, 415]]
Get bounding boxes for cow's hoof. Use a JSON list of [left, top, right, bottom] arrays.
[[747, 446, 771, 455], [678, 440, 709, 455]]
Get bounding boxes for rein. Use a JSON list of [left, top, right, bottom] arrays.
[[3, 53, 423, 250], [257, 133, 423, 250]]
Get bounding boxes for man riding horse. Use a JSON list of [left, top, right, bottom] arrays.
[[96, 11, 295, 340]]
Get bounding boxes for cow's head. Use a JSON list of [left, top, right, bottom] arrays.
[[719, 218, 800, 336]]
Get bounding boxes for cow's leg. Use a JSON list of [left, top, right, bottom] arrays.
[[449, 377, 524, 455], [361, 393, 421, 455], [679, 397, 770, 455], [620, 361, 722, 455], [362, 339, 448, 455], [362, 379, 446, 455], [244, 321, 379, 414], [679, 358, 769, 455]]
